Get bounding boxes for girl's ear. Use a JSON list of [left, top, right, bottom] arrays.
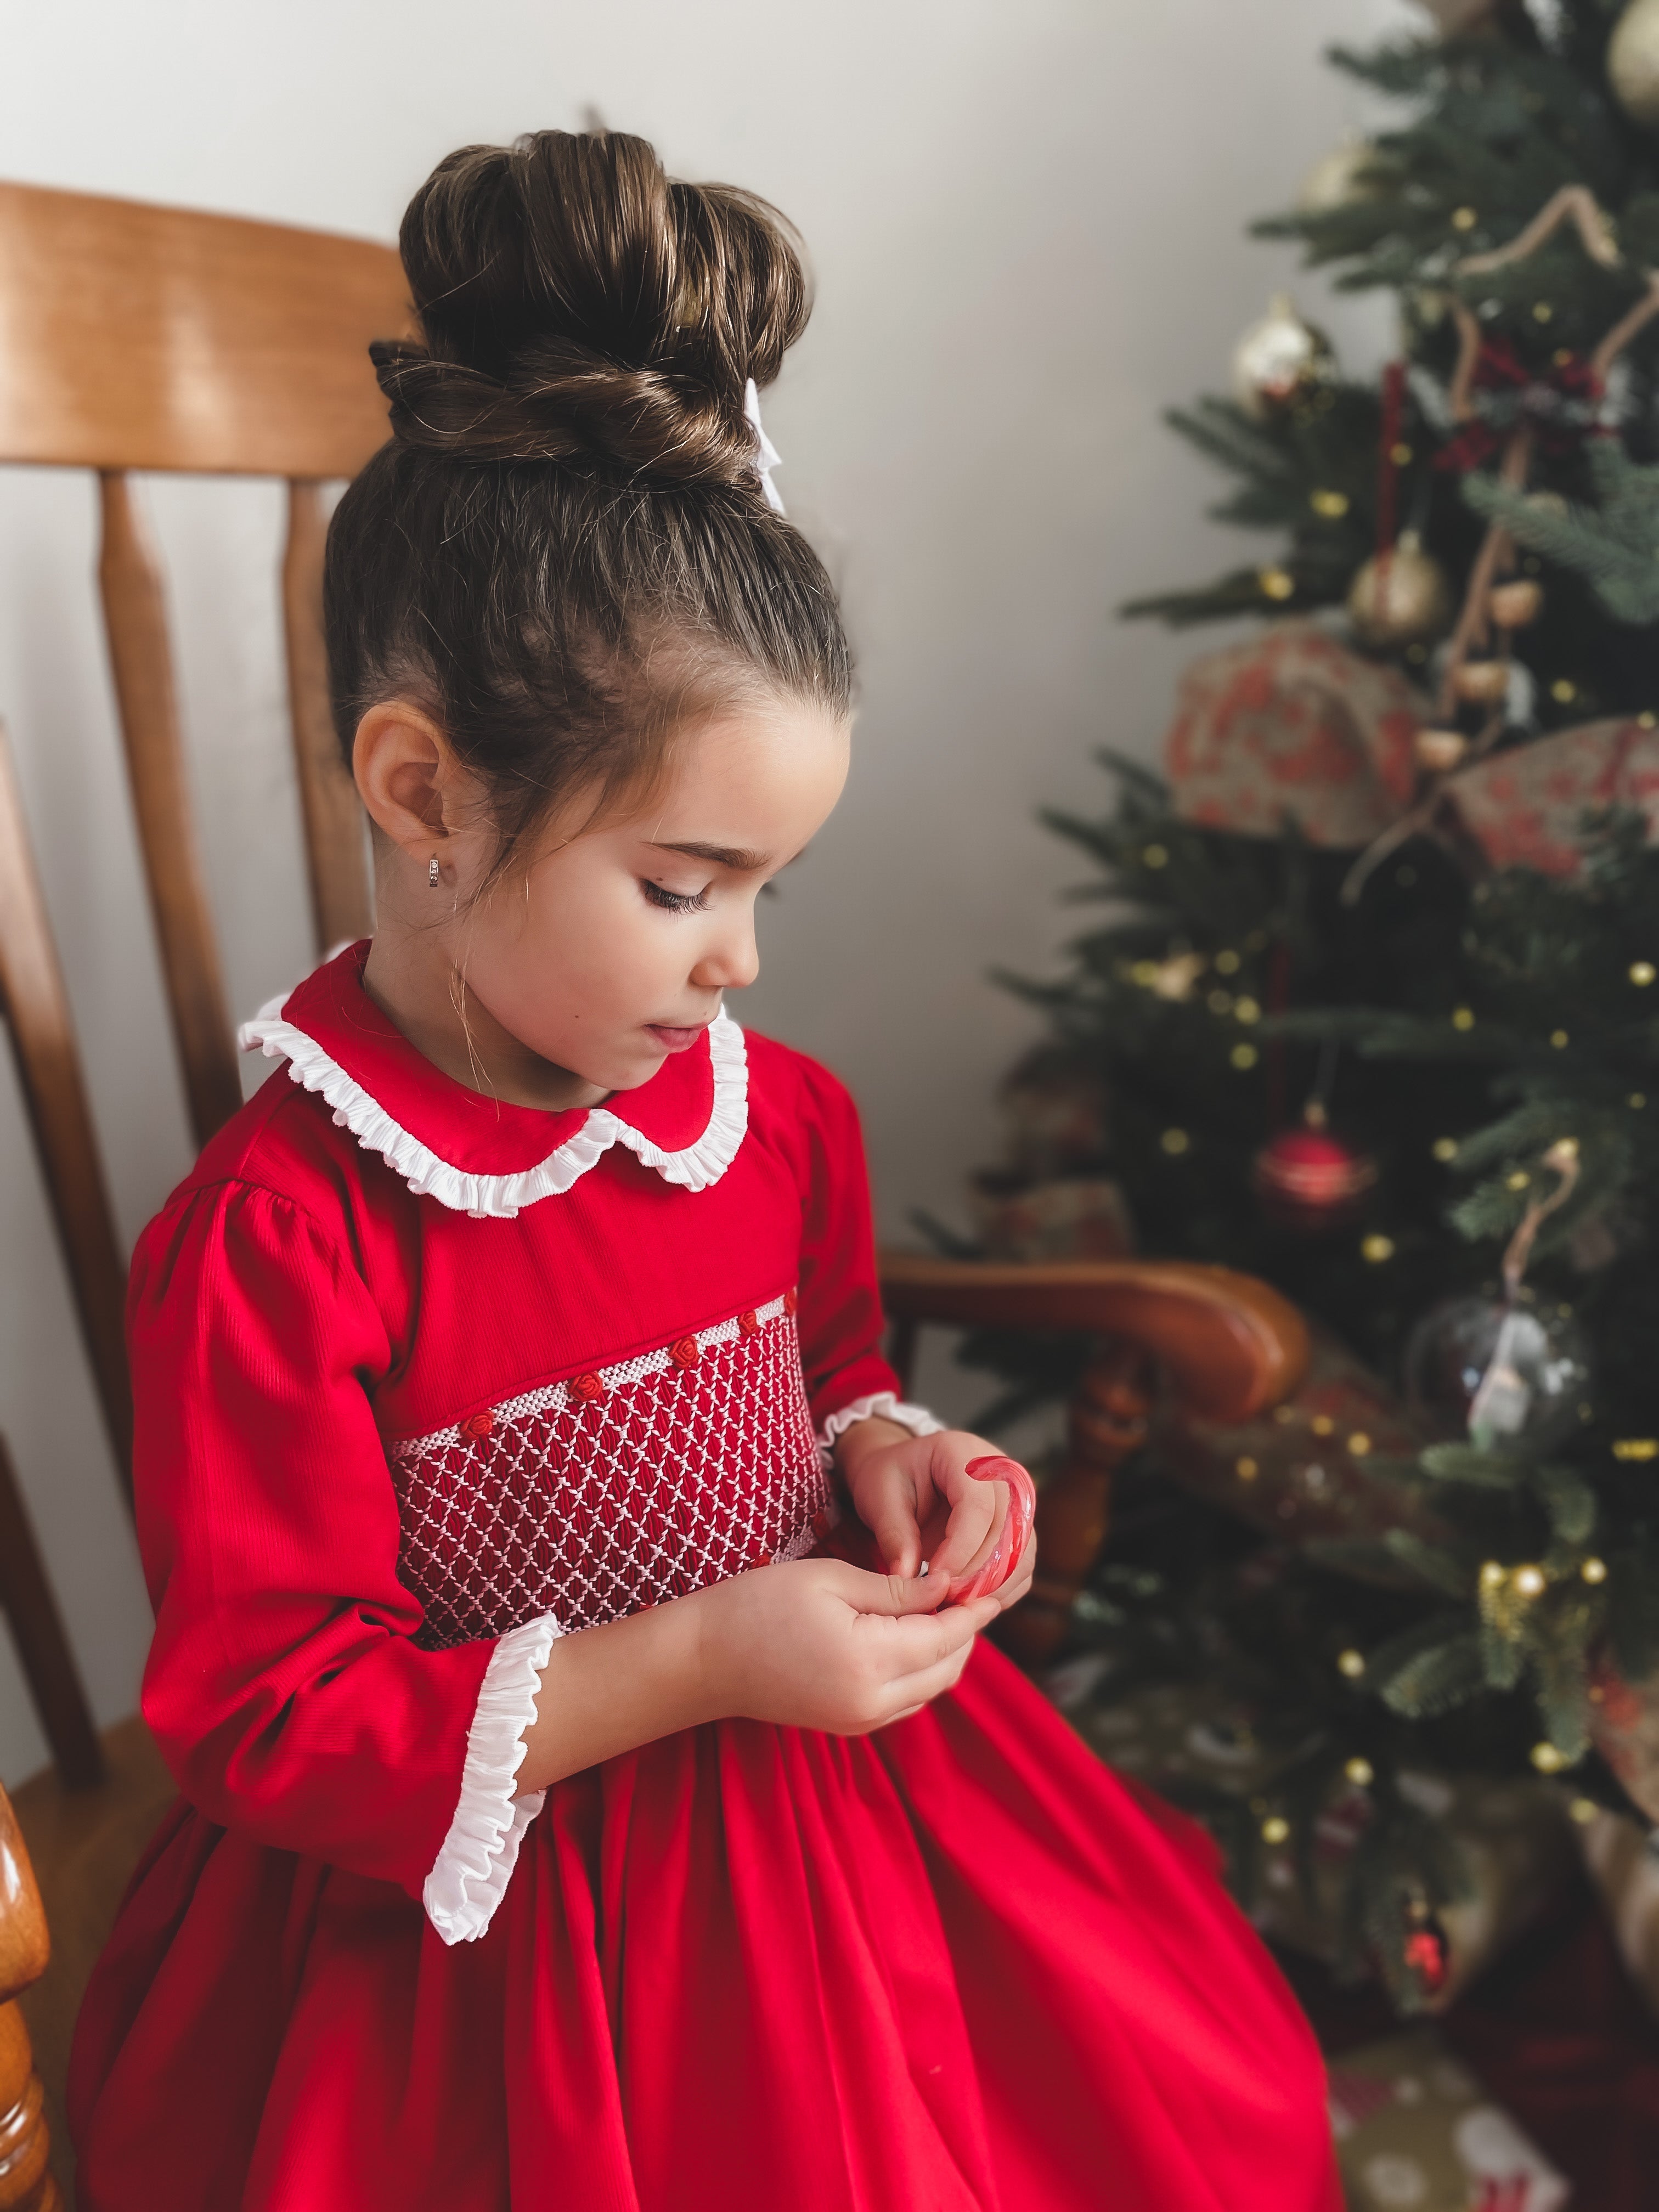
[[352, 699, 469, 857]]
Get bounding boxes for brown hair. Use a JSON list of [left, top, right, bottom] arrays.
[[325, 129, 851, 862]]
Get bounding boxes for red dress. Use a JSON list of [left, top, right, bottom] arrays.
[[70, 944, 1339, 2211]]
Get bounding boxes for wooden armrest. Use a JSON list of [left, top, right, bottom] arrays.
[[0, 1781, 54, 2203], [877, 1252, 1308, 1424], [0, 1786, 48, 2006]]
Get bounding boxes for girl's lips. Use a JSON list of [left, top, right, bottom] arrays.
[[646, 1023, 708, 1052]]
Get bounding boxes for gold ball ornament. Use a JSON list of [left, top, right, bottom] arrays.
[[1610, 0, 1659, 127], [1415, 727, 1469, 775], [1297, 140, 1378, 215], [1452, 658, 1513, 705], [1488, 578, 1544, 630], [1346, 532, 1453, 648], [1232, 294, 1337, 423]]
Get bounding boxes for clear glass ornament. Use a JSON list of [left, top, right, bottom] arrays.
[[1231, 294, 1336, 422], [1403, 1291, 1592, 1451]]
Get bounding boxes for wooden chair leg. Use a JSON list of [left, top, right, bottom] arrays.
[[0, 1440, 103, 1790], [998, 1342, 1153, 1667], [0, 1787, 60, 2212]]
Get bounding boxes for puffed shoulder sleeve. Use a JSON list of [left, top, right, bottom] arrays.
[[132, 1181, 557, 1943], [786, 1055, 943, 1451]]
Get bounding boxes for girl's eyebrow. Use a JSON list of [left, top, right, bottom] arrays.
[[649, 839, 775, 871]]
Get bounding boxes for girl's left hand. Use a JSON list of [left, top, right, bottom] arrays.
[[836, 1423, 1036, 1612]]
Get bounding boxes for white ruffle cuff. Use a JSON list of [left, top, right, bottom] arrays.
[[817, 1391, 945, 1466], [424, 1613, 563, 1945]]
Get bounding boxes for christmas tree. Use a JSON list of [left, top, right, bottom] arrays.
[[964, 0, 1659, 2012]]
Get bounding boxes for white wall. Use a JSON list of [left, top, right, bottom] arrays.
[[0, 0, 1417, 1782]]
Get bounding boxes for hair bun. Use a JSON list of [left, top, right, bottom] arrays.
[[377, 129, 808, 489]]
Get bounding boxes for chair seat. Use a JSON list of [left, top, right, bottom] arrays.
[[12, 1715, 176, 2205]]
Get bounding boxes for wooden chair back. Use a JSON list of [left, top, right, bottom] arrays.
[[0, 196, 411, 2195], [0, 178, 408, 1148]]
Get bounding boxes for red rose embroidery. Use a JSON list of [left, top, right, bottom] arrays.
[[783, 1288, 798, 1315], [569, 1373, 606, 1404], [737, 1310, 760, 1336], [669, 1336, 701, 1369], [460, 1409, 494, 1440]]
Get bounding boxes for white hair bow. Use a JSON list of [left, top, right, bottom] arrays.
[[744, 377, 785, 514]]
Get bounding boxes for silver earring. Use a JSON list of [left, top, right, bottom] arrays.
[[428, 855, 441, 888]]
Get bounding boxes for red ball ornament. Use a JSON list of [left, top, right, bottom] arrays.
[[1403, 1922, 1450, 1997], [1252, 1102, 1379, 1231]]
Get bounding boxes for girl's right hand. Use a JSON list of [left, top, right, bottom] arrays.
[[694, 1559, 1000, 1736]]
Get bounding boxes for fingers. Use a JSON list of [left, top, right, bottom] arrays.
[[876, 1649, 974, 1724], [926, 1479, 1005, 1584], [817, 1559, 949, 1616], [876, 1595, 1000, 1719], [865, 1594, 998, 1669], [864, 1496, 924, 1581]]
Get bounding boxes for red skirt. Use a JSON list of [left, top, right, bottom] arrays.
[[70, 1643, 1339, 2210]]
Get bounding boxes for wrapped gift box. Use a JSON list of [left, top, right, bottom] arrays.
[[1328, 2029, 1570, 2211], [1060, 1672, 1571, 2012]]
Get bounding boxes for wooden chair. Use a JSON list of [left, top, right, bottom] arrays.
[[0, 179, 408, 1150], [0, 179, 408, 2203]]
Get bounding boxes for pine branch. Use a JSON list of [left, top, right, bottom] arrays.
[[1384, 1528, 1475, 1597], [1533, 1463, 1598, 1549], [1161, 399, 1297, 486], [1607, 1544, 1659, 1680], [1367, 1612, 1489, 1714], [1463, 444, 1659, 625], [1419, 1443, 1531, 1489]]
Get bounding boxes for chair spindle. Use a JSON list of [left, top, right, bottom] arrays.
[[96, 471, 240, 1148], [0, 721, 131, 1483], [281, 481, 371, 953], [0, 1441, 104, 1790]]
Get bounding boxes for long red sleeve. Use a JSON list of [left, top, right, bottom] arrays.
[[132, 1178, 499, 1901]]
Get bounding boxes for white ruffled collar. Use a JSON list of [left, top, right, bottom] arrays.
[[238, 946, 748, 1221]]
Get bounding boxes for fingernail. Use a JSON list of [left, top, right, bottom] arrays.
[[918, 1560, 930, 1579]]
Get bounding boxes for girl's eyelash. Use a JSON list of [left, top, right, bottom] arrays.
[[642, 880, 710, 915]]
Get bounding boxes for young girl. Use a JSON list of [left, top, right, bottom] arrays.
[[70, 131, 1339, 2211]]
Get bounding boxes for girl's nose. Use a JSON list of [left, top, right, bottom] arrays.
[[691, 919, 760, 993]]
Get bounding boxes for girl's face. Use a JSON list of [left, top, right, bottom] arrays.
[[358, 693, 850, 1108]]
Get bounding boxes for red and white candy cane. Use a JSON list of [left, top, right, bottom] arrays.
[[944, 1455, 1036, 1604]]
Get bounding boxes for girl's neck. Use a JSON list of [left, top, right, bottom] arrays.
[[361, 923, 610, 1115]]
